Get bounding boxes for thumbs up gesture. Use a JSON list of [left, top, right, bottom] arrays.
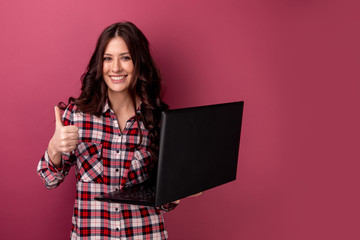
[[47, 106, 79, 168]]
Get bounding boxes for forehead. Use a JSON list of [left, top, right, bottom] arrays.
[[104, 37, 129, 54]]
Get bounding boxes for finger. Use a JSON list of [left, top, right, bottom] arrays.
[[61, 144, 77, 152], [189, 192, 203, 197], [54, 106, 64, 127], [66, 132, 79, 140], [65, 125, 79, 133], [64, 140, 78, 146], [59, 137, 78, 146]]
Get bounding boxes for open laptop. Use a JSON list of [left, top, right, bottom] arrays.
[[94, 101, 244, 207]]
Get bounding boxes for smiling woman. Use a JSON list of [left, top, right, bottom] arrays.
[[37, 22, 177, 239]]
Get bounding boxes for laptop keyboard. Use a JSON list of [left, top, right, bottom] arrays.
[[117, 185, 156, 201]]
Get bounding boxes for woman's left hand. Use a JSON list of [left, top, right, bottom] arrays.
[[171, 192, 203, 204]]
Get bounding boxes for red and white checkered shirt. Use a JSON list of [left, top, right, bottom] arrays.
[[37, 102, 177, 239]]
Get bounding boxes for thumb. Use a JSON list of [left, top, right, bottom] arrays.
[[54, 106, 64, 127]]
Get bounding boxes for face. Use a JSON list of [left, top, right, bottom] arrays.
[[102, 37, 134, 96]]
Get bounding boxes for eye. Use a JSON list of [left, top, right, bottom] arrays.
[[103, 57, 112, 61], [121, 56, 131, 61]]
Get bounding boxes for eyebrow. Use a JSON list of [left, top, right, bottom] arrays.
[[104, 52, 130, 56]]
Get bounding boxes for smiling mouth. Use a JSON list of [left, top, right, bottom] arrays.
[[110, 75, 126, 81]]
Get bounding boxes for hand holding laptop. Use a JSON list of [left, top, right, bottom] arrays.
[[172, 192, 203, 204]]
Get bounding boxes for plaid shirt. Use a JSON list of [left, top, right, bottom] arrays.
[[37, 102, 177, 239]]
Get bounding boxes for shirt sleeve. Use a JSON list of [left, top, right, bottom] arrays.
[[157, 202, 179, 213], [36, 103, 76, 189]]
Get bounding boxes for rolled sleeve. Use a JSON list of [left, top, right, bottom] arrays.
[[37, 150, 75, 189]]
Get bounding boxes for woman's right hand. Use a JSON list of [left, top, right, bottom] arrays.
[[47, 106, 79, 168]]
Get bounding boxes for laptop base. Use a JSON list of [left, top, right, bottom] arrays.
[[94, 180, 156, 207]]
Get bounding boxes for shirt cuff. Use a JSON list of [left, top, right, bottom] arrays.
[[45, 151, 64, 174]]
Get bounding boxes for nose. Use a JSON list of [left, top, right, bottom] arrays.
[[111, 58, 122, 73]]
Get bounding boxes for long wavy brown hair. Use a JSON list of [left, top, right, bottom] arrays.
[[60, 21, 168, 160]]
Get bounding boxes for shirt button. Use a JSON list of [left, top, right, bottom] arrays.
[[116, 169, 119, 172], [116, 150, 120, 153], [116, 228, 119, 231], [115, 188, 118, 191]]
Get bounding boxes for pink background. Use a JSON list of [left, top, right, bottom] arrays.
[[0, 0, 359, 239]]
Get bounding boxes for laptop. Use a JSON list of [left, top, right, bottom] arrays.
[[94, 101, 244, 207]]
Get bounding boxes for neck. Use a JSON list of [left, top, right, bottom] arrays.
[[107, 90, 140, 115]]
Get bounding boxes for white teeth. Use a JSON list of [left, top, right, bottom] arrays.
[[111, 76, 125, 80]]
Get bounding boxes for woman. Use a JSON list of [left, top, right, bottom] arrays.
[[37, 21, 179, 239]]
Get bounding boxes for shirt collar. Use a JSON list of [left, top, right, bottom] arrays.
[[102, 98, 142, 115], [102, 99, 111, 114]]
